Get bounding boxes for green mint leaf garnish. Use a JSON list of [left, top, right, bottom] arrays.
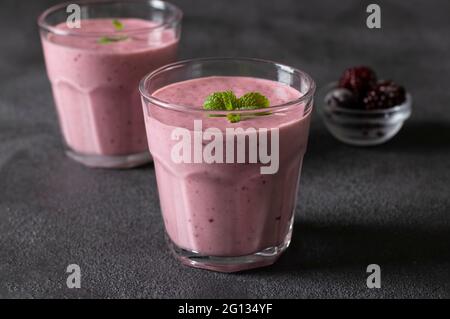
[[203, 91, 270, 123], [238, 92, 269, 109], [203, 91, 238, 111], [112, 19, 124, 31], [97, 20, 127, 44], [227, 113, 241, 123], [97, 35, 129, 44]]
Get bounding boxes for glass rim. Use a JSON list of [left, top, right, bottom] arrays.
[[37, 0, 183, 37], [139, 57, 316, 114]]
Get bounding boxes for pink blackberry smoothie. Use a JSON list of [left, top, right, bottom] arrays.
[[142, 74, 314, 272], [41, 18, 179, 167]]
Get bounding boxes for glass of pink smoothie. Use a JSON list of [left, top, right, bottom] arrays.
[[38, 0, 182, 168], [140, 58, 315, 272]]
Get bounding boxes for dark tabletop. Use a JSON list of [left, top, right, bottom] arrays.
[[1, 0, 449, 299]]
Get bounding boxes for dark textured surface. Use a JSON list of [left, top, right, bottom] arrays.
[[1, 0, 450, 298]]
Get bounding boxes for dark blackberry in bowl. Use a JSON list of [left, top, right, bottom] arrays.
[[338, 66, 377, 104], [363, 80, 406, 110]]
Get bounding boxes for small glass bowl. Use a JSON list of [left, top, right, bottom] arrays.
[[319, 83, 412, 146]]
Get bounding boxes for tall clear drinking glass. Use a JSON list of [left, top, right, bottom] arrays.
[[38, 0, 182, 168], [140, 58, 315, 272]]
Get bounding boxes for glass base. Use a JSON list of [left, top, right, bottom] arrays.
[[66, 149, 152, 169], [166, 219, 293, 273]]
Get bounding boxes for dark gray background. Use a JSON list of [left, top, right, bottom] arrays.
[[1, 0, 449, 298]]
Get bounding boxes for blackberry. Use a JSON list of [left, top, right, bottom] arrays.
[[338, 66, 377, 103], [325, 88, 357, 109], [363, 80, 406, 110]]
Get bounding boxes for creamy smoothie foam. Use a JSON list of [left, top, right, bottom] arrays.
[[41, 18, 178, 166], [143, 76, 312, 272]]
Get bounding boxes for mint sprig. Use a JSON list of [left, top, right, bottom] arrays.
[[97, 35, 129, 44], [112, 19, 124, 31], [238, 92, 269, 109], [203, 91, 270, 123], [203, 91, 238, 111], [97, 19, 127, 44]]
